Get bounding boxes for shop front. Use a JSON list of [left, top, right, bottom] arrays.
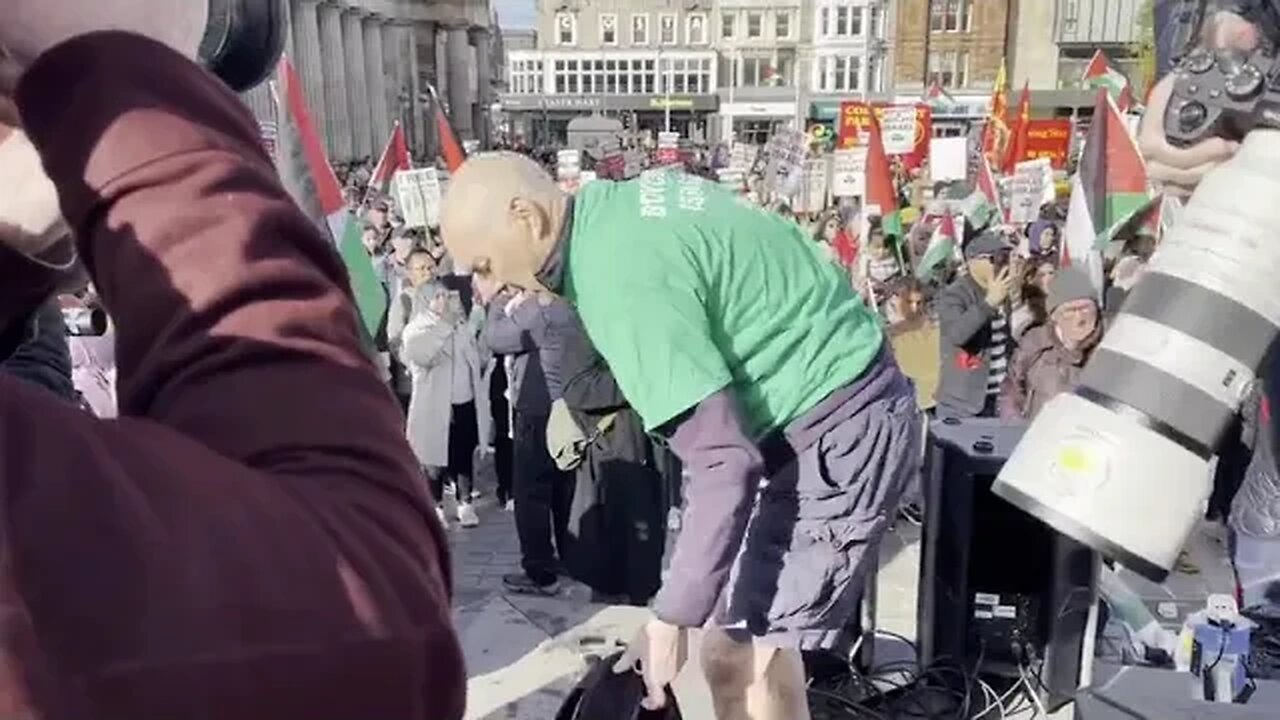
[[499, 93, 719, 147], [717, 101, 801, 145]]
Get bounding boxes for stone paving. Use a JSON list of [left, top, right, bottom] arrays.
[[445, 492, 924, 720]]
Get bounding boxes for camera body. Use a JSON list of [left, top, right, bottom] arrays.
[[1164, 45, 1280, 146]]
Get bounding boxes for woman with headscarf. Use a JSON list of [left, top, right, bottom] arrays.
[[399, 258, 492, 529]]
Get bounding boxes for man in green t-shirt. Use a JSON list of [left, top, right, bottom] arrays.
[[441, 153, 921, 719]]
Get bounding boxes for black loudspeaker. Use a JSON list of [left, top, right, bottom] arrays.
[[198, 0, 289, 92], [917, 417, 1098, 711], [556, 652, 682, 720]]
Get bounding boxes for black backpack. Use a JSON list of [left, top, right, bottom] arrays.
[[555, 652, 683, 720]]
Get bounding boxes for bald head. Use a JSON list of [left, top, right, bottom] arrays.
[[440, 152, 568, 292]]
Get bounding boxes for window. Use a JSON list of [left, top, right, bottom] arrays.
[[721, 12, 736, 40], [508, 58, 544, 94], [556, 12, 577, 46], [928, 50, 970, 88], [775, 10, 793, 39], [631, 14, 649, 45], [930, 0, 971, 33], [820, 4, 867, 39], [659, 13, 677, 45], [600, 14, 617, 45], [660, 56, 713, 95], [817, 53, 863, 92], [869, 5, 883, 38], [746, 11, 763, 39], [687, 13, 707, 44]]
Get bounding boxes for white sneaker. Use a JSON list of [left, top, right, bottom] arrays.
[[436, 506, 449, 528], [457, 502, 480, 528], [504, 499, 516, 512]]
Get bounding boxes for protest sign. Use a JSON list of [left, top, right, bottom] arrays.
[[393, 168, 442, 228], [1009, 158, 1052, 224], [656, 131, 680, 165], [798, 156, 830, 213], [836, 102, 933, 169], [929, 137, 968, 183], [557, 149, 581, 181], [761, 128, 808, 198], [1019, 119, 1073, 168], [831, 147, 867, 198]]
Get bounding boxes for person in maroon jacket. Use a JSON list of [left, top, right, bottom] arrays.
[[0, 3, 464, 718]]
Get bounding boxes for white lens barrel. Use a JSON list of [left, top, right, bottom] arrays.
[[994, 130, 1280, 581]]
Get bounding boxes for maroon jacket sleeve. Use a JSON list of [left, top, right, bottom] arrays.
[[1, 33, 463, 719]]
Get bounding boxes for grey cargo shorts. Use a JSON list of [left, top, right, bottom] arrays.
[[712, 362, 923, 650]]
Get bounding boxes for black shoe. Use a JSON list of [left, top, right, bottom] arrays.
[[199, 0, 288, 91], [503, 573, 560, 596]]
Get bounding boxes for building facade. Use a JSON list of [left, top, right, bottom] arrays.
[[806, 0, 897, 132], [713, 1, 807, 144], [240, 0, 498, 165], [503, 0, 721, 146], [894, 0, 1010, 133]]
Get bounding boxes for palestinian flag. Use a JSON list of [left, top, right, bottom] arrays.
[[916, 211, 958, 280], [1003, 81, 1031, 174], [864, 112, 902, 240], [1062, 88, 1150, 297], [959, 158, 1005, 230], [368, 121, 412, 197], [1116, 83, 1136, 113], [272, 58, 388, 344], [982, 60, 1010, 166], [923, 80, 957, 109], [426, 84, 467, 172], [1082, 50, 1130, 101]]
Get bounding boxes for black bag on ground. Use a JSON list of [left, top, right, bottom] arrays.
[[555, 652, 682, 720]]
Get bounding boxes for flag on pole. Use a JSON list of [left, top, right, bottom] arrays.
[[923, 80, 957, 109], [1082, 49, 1131, 101], [273, 58, 388, 343], [916, 211, 958, 280], [1003, 82, 1031, 174], [368, 121, 412, 196], [1116, 83, 1136, 113], [864, 112, 902, 240], [426, 85, 467, 172], [1061, 88, 1150, 298], [982, 60, 1010, 166]]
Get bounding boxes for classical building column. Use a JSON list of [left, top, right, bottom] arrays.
[[343, 7, 373, 159], [384, 22, 415, 155], [289, 0, 327, 142], [415, 21, 439, 155], [471, 27, 493, 148], [318, 2, 352, 162], [445, 25, 475, 140], [364, 16, 392, 153], [239, 84, 275, 123]]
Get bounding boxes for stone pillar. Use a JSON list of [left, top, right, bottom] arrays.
[[363, 17, 391, 154], [318, 2, 352, 162], [239, 84, 276, 123], [445, 25, 475, 140], [281, 0, 295, 64], [343, 8, 373, 159], [416, 22, 439, 158], [384, 22, 415, 155], [471, 28, 493, 148], [289, 0, 327, 142]]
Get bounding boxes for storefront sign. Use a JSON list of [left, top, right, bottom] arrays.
[[836, 102, 933, 170], [499, 93, 717, 112], [1017, 119, 1073, 169]]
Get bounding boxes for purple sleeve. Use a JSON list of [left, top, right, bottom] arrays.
[[652, 388, 763, 628]]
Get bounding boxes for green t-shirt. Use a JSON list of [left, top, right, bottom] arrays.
[[563, 169, 884, 437]]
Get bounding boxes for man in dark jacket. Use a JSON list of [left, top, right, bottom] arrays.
[[1, 297, 77, 403], [481, 285, 575, 595], [549, 312, 666, 606], [935, 231, 1017, 418]]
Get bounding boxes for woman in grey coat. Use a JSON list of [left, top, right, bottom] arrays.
[[398, 255, 492, 528]]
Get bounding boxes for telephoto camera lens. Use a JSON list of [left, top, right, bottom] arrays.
[[993, 130, 1280, 582]]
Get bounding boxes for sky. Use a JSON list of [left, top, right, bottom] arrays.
[[494, 0, 536, 30]]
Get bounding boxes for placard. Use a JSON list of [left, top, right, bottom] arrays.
[[836, 102, 933, 170], [393, 168, 442, 228], [798, 156, 830, 214], [1019, 119, 1073, 169], [761, 129, 808, 198], [1009, 158, 1052, 224], [929, 137, 968, 184], [831, 147, 868, 198]]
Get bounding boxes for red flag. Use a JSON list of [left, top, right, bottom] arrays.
[[864, 113, 901, 237], [428, 86, 467, 172], [1116, 84, 1135, 113], [369, 122, 412, 194], [1003, 82, 1031, 174], [982, 60, 1010, 166]]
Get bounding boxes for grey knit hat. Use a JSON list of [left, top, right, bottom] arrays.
[[1047, 267, 1097, 312]]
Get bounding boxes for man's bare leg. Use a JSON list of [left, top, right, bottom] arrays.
[[701, 628, 812, 720]]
